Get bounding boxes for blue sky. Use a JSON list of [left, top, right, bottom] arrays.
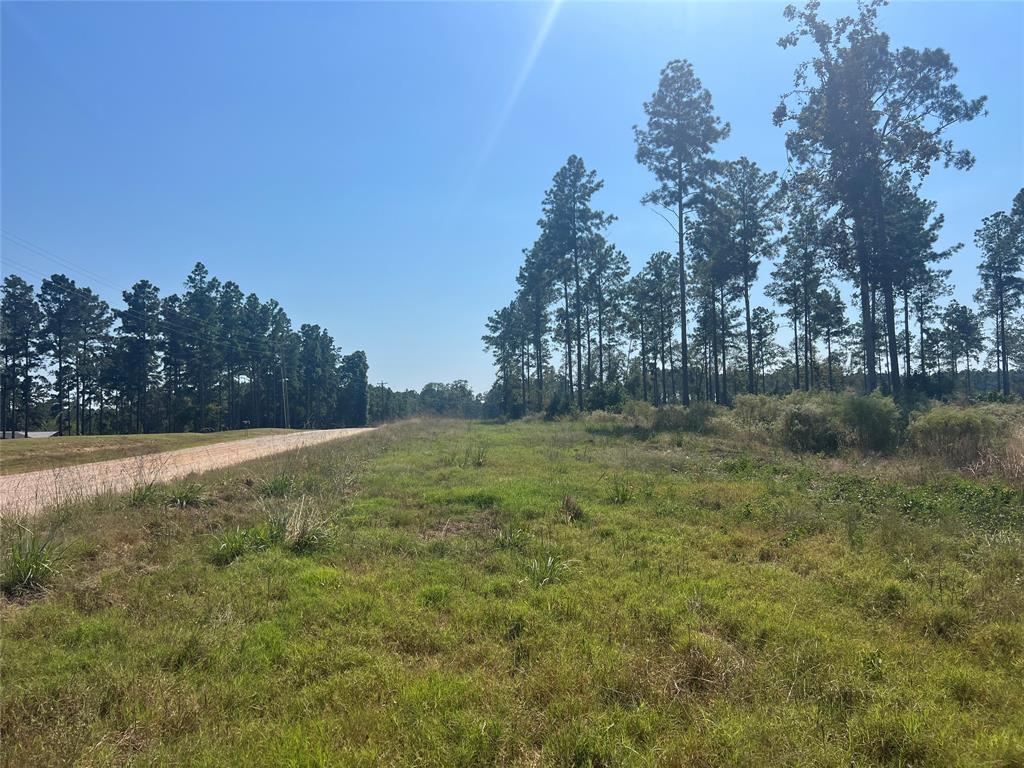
[[2, 1, 1021, 392]]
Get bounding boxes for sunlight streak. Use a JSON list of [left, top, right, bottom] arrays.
[[450, 0, 563, 218], [475, 0, 563, 172]]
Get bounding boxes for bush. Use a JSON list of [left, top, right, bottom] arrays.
[[544, 390, 577, 420], [732, 394, 783, 428], [621, 400, 655, 430], [585, 383, 626, 411], [841, 393, 901, 453], [777, 399, 845, 454], [652, 402, 716, 433], [907, 406, 998, 467]]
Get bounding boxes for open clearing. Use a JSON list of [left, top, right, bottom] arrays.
[[0, 428, 295, 476], [2, 419, 1022, 766], [0, 428, 373, 519]]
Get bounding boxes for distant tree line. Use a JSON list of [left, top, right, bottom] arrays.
[[484, 0, 1022, 417], [0, 262, 370, 437], [368, 380, 484, 423]]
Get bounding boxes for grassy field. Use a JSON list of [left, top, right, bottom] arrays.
[[2, 417, 1022, 766], [0, 428, 295, 476]]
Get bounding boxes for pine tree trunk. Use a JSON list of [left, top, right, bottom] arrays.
[[678, 202, 690, 405], [854, 219, 877, 393], [882, 280, 901, 395], [744, 272, 754, 394]]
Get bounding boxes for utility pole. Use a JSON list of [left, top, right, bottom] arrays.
[[280, 362, 290, 429]]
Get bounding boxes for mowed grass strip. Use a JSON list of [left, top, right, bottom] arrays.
[[2, 419, 1022, 766], [0, 428, 295, 475]]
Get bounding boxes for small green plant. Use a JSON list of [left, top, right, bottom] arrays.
[[1, 529, 64, 596], [860, 649, 884, 681], [609, 476, 633, 504], [165, 482, 207, 509], [526, 554, 574, 587]]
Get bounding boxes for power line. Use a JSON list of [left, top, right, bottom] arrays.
[[1, 235, 295, 360], [2, 254, 270, 358]]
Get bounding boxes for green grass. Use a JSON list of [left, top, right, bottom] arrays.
[[0, 428, 295, 475], [2, 418, 1022, 766]]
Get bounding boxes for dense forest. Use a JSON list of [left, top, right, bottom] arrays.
[[0, 258, 491, 437], [0, 261, 370, 436], [483, 0, 1023, 418]]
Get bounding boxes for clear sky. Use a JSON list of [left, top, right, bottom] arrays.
[[2, 1, 1021, 393]]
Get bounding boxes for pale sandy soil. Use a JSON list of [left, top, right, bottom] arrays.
[[0, 428, 374, 519]]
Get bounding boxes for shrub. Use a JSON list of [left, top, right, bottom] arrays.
[[841, 392, 901, 453], [544, 390, 577, 420], [652, 402, 715, 433], [621, 400, 655, 430], [732, 394, 783, 428], [1, 530, 64, 596], [907, 406, 998, 467], [462, 444, 487, 468], [777, 400, 845, 454], [585, 382, 626, 411]]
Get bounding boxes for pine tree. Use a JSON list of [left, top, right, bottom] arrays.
[[975, 189, 1024, 396], [635, 59, 730, 405], [776, 0, 985, 393], [1, 276, 44, 437]]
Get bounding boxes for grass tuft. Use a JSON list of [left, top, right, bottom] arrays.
[[165, 481, 208, 509], [526, 553, 574, 587], [1, 528, 64, 596]]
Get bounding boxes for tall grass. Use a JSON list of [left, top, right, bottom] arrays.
[[1, 528, 64, 596]]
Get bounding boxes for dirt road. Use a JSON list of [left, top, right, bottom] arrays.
[[0, 428, 374, 519]]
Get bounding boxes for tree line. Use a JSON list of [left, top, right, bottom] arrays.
[[483, 0, 1023, 417], [1, 262, 369, 437]]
